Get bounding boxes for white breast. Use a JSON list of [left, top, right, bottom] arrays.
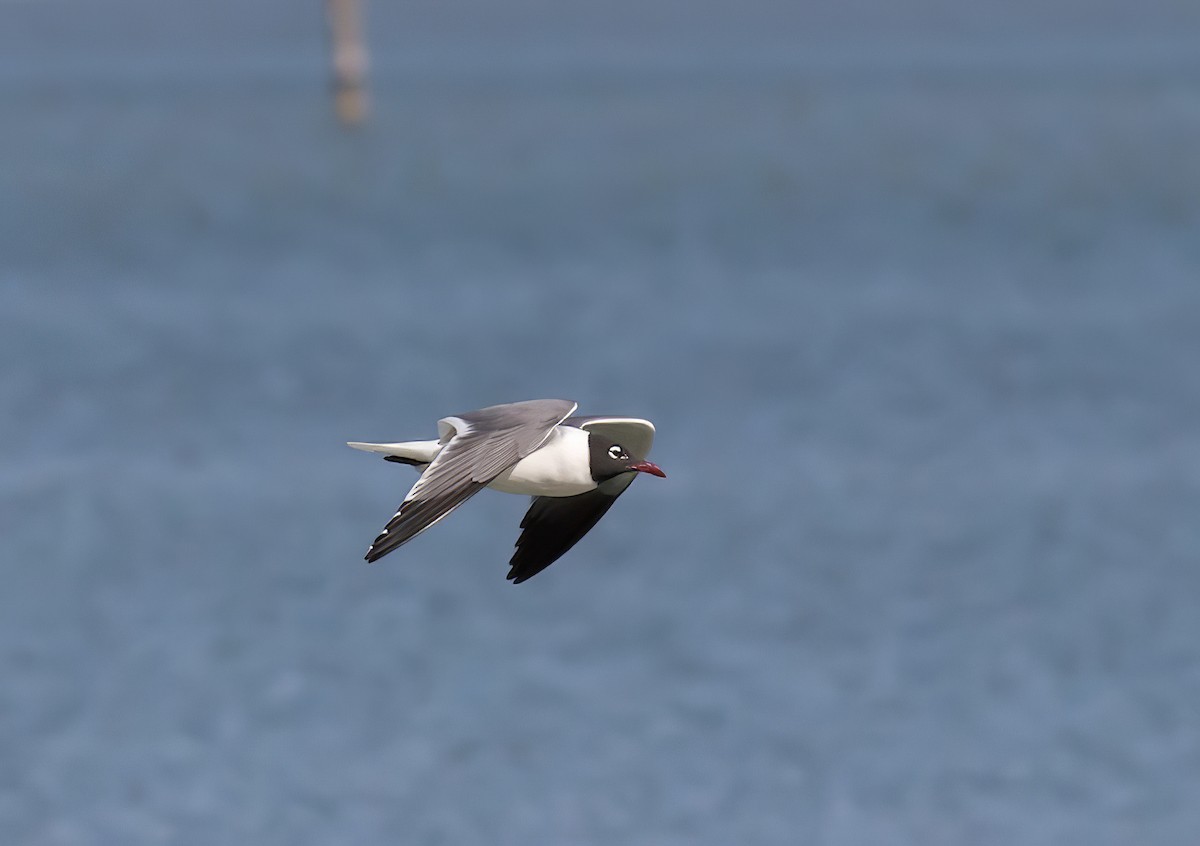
[[487, 426, 596, 497]]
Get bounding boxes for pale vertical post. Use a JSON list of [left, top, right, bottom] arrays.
[[326, 0, 369, 126]]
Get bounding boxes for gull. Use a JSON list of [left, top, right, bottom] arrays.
[[349, 399, 665, 582]]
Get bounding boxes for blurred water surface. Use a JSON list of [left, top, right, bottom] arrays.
[[2, 2, 1200, 844]]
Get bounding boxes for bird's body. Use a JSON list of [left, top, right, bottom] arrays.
[[349, 399, 664, 583], [487, 426, 596, 496]]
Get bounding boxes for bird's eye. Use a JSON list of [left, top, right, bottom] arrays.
[[608, 444, 627, 460]]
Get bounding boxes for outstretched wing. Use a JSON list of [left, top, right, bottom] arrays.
[[507, 474, 636, 583], [365, 399, 577, 562], [506, 416, 655, 582]]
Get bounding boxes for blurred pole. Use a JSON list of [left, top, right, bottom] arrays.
[[326, 0, 369, 126]]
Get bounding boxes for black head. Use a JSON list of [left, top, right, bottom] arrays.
[[587, 433, 666, 482]]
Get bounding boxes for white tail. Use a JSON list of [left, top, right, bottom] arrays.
[[346, 439, 442, 464]]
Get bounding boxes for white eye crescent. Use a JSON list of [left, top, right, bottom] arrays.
[[608, 444, 627, 460]]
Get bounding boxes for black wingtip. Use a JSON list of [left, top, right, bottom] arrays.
[[364, 537, 390, 563], [383, 455, 424, 466]]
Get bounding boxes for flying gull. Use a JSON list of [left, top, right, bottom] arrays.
[[349, 399, 665, 582]]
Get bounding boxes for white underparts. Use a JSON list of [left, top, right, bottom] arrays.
[[487, 426, 596, 497]]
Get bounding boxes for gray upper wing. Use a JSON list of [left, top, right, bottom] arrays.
[[365, 399, 577, 562]]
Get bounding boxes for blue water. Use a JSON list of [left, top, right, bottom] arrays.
[[3, 3, 1200, 844]]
